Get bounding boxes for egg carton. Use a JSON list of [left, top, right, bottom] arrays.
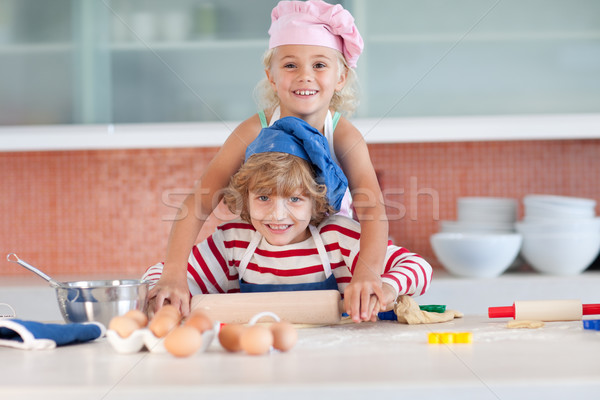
[[106, 325, 216, 354]]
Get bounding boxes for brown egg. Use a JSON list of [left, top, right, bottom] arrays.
[[148, 314, 180, 338], [240, 325, 273, 356], [164, 326, 203, 358], [184, 310, 213, 333], [108, 315, 140, 338], [124, 309, 148, 328], [270, 321, 297, 352], [155, 304, 181, 319], [148, 303, 182, 337], [218, 324, 246, 352]]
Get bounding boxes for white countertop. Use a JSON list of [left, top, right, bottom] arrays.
[[0, 315, 599, 400], [3, 270, 600, 319], [1, 113, 600, 152], [2, 271, 599, 399]]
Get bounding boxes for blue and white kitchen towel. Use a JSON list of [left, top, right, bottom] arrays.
[[0, 319, 105, 350]]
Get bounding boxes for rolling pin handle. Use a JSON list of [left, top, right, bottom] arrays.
[[488, 305, 515, 319], [583, 304, 600, 316]]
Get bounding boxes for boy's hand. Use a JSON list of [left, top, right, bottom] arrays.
[[343, 265, 384, 323], [345, 283, 398, 323], [147, 274, 190, 318], [380, 283, 398, 311]]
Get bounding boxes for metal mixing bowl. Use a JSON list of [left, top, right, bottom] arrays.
[[55, 279, 149, 327]]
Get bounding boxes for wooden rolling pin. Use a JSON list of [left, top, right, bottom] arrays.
[[191, 290, 343, 324], [489, 299, 600, 322]]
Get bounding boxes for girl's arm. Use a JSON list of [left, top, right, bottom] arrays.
[[334, 117, 390, 322], [142, 225, 240, 316], [148, 116, 262, 316]]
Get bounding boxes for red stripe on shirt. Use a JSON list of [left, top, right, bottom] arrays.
[[399, 271, 413, 293], [219, 222, 255, 232], [350, 251, 359, 274], [192, 246, 224, 293], [246, 262, 325, 277], [320, 224, 360, 240], [254, 247, 319, 258], [324, 242, 351, 257], [404, 259, 429, 295], [207, 235, 232, 279], [187, 263, 209, 293], [143, 262, 163, 274], [385, 248, 413, 272], [381, 273, 402, 292], [144, 272, 162, 281], [224, 240, 250, 249], [400, 259, 427, 294]]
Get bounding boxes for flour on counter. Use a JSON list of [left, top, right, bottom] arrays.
[[507, 320, 544, 329]]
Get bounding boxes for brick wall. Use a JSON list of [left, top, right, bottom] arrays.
[[2, 139, 599, 277]]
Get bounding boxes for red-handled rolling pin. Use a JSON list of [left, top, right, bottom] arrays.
[[489, 300, 600, 322]]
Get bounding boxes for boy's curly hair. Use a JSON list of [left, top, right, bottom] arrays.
[[223, 152, 334, 226]]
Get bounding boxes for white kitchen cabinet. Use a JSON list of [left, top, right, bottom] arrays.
[[0, 0, 277, 125], [0, 0, 599, 131]]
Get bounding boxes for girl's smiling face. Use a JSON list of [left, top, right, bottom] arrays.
[[248, 189, 313, 246], [266, 45, 347, 124]]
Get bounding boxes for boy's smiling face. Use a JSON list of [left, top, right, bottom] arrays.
[[248, 190, 313, 246]]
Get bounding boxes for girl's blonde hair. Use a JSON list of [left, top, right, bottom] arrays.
[[223, 152, 334, 226], [254, 48, 360, 117]]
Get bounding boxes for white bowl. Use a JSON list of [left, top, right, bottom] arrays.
[[522, 214, 595, 223], [523, 195, 597, 220], [524, 204, 595, 220], [524, 194, 596, 209], [440, 220, 515, 234], [520, 231, 600, 275], [458, 197, 518, 208], [430, 232, 522, 278], [457, 197, 518, 224], [516, 218, 600, 235]]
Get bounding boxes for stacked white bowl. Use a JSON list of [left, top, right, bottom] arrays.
[[516, 195, 600, 275], [431, 197, 522, 278]]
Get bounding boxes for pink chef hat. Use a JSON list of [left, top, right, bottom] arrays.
[[268, 0, 364, 68]]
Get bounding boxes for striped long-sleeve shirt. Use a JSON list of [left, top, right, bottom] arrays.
[[143, 215, 432, 298]]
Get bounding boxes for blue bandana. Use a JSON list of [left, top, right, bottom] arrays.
[[245, 116, 348, 211]]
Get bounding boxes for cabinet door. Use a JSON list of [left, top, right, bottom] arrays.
[[1, 0, 599, 126], [0, 0, 281, 125], [356, 0, 600, 118], [108, 0, 278, 123], [0, 0, 75, 125]]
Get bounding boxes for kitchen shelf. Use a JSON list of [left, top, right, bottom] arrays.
[[109, 39, 267, 52], [0, 42, 72, 54], [368, 31, 600, 43], [0, 39, 266, 54]]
